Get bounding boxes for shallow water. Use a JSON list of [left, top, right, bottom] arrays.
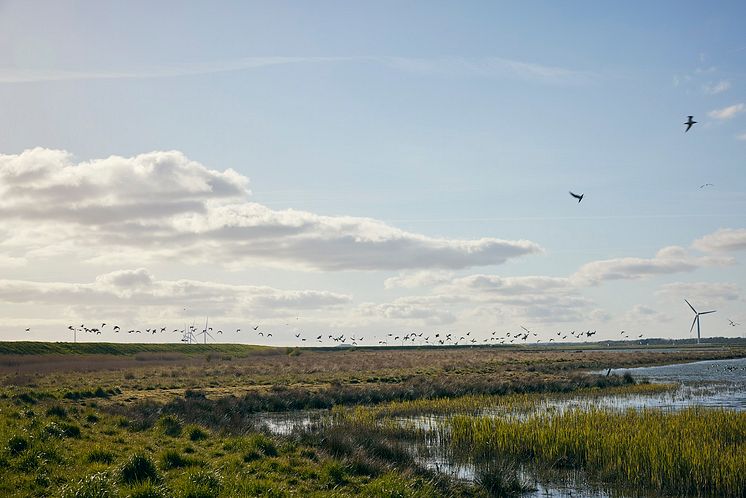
[[254, 357, 745, 497], [604, 357, 746, 411]]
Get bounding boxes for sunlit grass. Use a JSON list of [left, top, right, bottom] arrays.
[[450, 407, 746, 497]]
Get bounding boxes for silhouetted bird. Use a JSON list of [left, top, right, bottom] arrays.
[[569, 191, 584, 203], [684, 115, 697, 132], [699, 183, 714, 189]]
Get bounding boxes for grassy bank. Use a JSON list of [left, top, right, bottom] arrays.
[[0, 341, 272, 357], [0, 394, 478, 497]]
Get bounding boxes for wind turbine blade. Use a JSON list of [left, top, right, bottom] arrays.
[[684, 299, 697, 314], [699, 310, 716, 315], [689, 315, 698, 334]]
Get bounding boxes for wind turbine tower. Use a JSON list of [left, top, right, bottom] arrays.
[[685, 299, 716, 344], [196, 316, 215, 344]]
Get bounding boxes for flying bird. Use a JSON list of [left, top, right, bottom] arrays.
[[684, 115, 697, 132], [699, 183, 714, 189], [569, 191, 584, 203], [728, 319, 740, 327]]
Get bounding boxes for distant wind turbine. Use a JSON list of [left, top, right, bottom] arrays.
[[685, 299, 715, 344]]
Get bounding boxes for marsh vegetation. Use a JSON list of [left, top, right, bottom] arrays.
[[0, 343, 743, 497]]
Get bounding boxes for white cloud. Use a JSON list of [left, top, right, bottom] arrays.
[[0, 148, 542, 271], [0, 56, 596, 86], [382, 56, 596, 85], [624, 304, 672, 324], [572, 246, 733, 285], [359, 297, 457, 325], [446, 274, 573, 296], [377, 274, 595, 325], [708, 103, 745, 120], [384, 270, 454, 289], [0, 255, 26, 267], [0, 269, 351, 311], [703, 80, 731, 95], [693, 228, 746, 253]]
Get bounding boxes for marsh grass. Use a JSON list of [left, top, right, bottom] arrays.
[[0, 344, 742, 497], [450, 407, 746, 497]]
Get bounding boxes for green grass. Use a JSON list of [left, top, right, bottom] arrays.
[[0, 341, 272, 356], [0, 394, 480, 497], [1, 343, 742, 496], [449, 407, 746, 497]]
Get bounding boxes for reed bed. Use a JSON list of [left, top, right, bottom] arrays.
[[339, 382, 675, 419], [450, 407, 746, 497]]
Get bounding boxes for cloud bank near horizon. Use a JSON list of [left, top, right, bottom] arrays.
[[0, 148, 542, 272]]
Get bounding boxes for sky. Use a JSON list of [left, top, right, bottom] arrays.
[[0, 1, 745, 345]]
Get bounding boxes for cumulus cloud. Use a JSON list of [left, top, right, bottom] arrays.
[[693, 228, 746, 253], [376, 274, 594, 324], [572, 246, 733, 285], [0, 148, 542, 271], [446, 274, 573, 295], [708, 103, 745, 120], [359, 297, 457, 325], [0, 269, 351, 312]]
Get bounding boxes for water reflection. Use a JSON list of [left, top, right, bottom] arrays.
[[605, 357, 745, 411]]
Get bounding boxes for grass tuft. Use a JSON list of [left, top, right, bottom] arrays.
[[120, 453, 160, 485]]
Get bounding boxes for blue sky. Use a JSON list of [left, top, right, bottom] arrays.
[[0, 1, 744, 344]]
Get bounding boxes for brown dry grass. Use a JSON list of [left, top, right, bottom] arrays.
[[1, 345, 742, 406]]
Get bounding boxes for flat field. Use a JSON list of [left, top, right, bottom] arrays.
[[0, 342, 743, 497]]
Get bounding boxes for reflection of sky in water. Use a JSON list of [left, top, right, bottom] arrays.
[[604, 357, 746, 411], [254, 358, 745, 497]]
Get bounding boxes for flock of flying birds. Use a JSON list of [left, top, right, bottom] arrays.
[[22, 313, 741, 347], [21, 115, 741, 346]]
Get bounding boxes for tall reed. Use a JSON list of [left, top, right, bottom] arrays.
[[450, 407, 746, 497]]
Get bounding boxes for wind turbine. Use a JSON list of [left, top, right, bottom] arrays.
[[196, 316, 215, 344], [685, 299, 715, 344]]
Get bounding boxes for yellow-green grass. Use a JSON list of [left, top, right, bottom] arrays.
[[450, 407, 746, 497], [347, 382, 677, 419]]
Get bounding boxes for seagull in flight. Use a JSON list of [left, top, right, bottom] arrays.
[[569, 191, 584, 203], [684, 115, 697, 132], [699, 183, 714, 189], [728, 319, 740, 327]]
